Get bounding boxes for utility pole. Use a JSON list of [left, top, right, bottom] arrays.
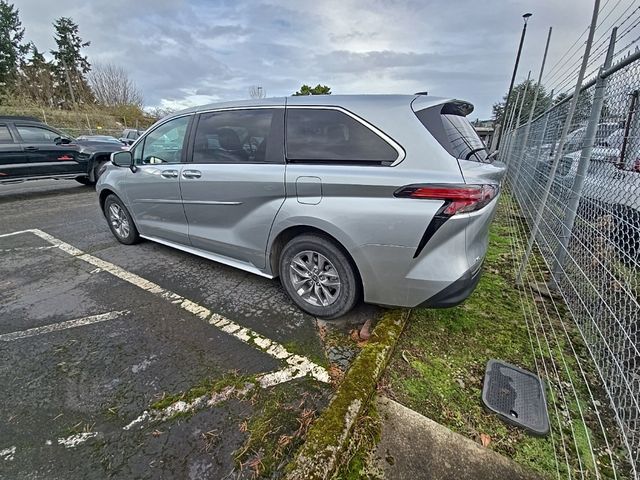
[[496, 12, 533, 152]]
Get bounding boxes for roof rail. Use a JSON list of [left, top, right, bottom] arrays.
[[414, 91, 429, 95], [0, 115, 42, 122]]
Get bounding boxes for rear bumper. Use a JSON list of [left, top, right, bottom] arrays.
[[416, 261, 483, 308], [352, 197, 497, 308]]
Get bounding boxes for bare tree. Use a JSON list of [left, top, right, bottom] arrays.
[[89, 63, 143, 107], [249, 85, 266, 99]]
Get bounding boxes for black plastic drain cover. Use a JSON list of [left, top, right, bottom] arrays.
[[482, 359, 550, 436]]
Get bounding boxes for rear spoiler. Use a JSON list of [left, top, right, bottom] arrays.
[[411, 96, 474, 116]]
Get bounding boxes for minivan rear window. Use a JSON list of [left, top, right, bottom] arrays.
[[286, 108, 398, 164], [415, 102, 490, 163]]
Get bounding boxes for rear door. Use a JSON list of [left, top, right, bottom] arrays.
[[120, 114, 193, 244], [181, 107, 286, 269], [14, 124, 79, 176], [0, 124, 27, 180]]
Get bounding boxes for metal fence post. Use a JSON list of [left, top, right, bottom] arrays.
[[550, 27, 617, 280], [506, 72, 531, 174], [516, 0, 601, 285], [521, 29, 552, 154], [513, 29, 553, 187], [502, 91, 521, 164]]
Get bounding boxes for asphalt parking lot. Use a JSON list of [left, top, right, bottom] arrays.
[[0, 180, 375, 479]]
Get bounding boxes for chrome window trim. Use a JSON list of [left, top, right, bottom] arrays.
[[285, 105, 406, 166], [196, 105, 285, 114]]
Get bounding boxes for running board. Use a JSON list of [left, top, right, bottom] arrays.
[[140, 235, 275, 279], [0, 174, 83, 184]]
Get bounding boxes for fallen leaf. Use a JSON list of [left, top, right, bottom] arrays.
[[480, 433, 491, 447], [359, 318, 372, 340], [349, 329, 360, 342], [401, 350, 411, 364]]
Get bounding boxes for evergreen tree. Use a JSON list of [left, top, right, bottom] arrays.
[[492, 79, 553, 127], [18, 44, 55, 106], [0, 0, 28, 95], [50, 17, 93, 107]]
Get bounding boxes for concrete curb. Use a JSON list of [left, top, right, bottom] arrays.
[[284, 308, 410, 480], [374, 396, 544, 480]]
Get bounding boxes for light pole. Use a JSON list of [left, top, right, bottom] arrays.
[[496, 12, 532, 153]]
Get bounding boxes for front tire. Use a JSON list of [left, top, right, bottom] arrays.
[[279, 234, 360, 319], [104, 194, 140, 245], [94, 159, 110, 184], [75, 176, 94, 186]]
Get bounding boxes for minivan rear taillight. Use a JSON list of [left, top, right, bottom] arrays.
[[394, 184, 498, 216]]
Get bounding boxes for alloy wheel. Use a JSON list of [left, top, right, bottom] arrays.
[[108, 203, 130, 239], [289, 250, 341, 307]]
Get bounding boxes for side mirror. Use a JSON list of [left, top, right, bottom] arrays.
[[111, 150, 133, 169], [55, 137, 72, 145]]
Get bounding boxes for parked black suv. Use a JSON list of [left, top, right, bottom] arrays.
[[0, 116, 126, 185]]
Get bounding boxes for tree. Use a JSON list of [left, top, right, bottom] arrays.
[[249, 85, 266, 99], [17, 44, 55, 106], [50, 17, 93, 107], [89, 63, 143, 107], [0, 0, 28, 95], [293, 84, 331, 96], [492, 79, 552, 127], [551, 90, 596, 127]]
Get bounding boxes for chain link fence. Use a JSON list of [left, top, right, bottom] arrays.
[[503, 41, 640, 478]]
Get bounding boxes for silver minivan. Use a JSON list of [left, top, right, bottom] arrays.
[[97, 95, 505, 318]]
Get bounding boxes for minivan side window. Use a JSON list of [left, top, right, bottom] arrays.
[[285, 108, 398, 163], [135, 115, 191, 165], [192, 109, 282, 164], [415, 103, 490, 163]]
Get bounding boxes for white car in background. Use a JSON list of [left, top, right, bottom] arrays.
[[555, 128, 640, 260]]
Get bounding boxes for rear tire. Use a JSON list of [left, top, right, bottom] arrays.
[[279, 234, 360, 319], [103, 194, 140, 245]]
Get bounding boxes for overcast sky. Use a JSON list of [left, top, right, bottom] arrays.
[[15, 0, 604, 119]]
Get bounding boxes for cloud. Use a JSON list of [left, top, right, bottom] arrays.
[[16, 0, 592, 118]]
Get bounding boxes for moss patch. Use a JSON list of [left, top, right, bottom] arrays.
[[335, 402, 383, 480], [285, 309, 408, 480], [151, 371, 257, 411], [234, 377, 328, 478]]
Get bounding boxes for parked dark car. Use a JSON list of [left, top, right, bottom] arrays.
[[119, 128, 143, 146], [0, 116, 126, 185]]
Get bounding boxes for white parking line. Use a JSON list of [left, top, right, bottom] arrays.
[[57, 432, 98, 448], [0, 446, 16, 461], [0, 229, 329, 387], [0, 311, 129, 342], [0, 245, 57, 253]]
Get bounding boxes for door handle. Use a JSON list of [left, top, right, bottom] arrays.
[[24, 146, 39, 151], [182, 170, 202, 179], [161, 169, 179, 178]]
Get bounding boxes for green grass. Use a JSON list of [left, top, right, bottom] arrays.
[[382, 197, 627, 479]]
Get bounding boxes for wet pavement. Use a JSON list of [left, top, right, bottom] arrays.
[[0, 180, 377, 479]]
